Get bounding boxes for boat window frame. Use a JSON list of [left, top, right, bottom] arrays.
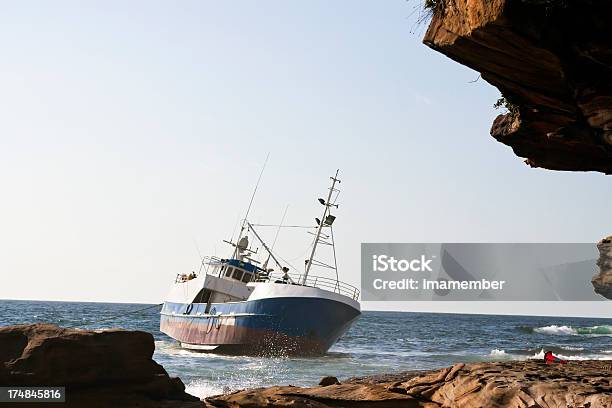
[[241, 272, 252, 283], [232, 268, 244, 281], [225, 267, 234, 277]]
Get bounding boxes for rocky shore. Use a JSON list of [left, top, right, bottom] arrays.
[[205, 361, 611, 408], [0, 324, 201, 407], [1, 324, 610, 407]]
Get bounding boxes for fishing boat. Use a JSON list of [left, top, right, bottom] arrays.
[[160, 170, 361, 355]]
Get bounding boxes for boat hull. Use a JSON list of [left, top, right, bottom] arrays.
[[160, 296, 360, 355]]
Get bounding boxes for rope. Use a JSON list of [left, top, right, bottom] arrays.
[[64, 303, 163, 329]]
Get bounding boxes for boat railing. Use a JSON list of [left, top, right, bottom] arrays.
[[201, 256, 224, 265], [256, 271, 360, 300], [175, 256, 224, 283]]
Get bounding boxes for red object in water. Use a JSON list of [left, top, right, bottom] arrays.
[[544, 351, 568, 364]]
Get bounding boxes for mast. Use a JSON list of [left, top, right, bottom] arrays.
[[303, 169, 340, 284]]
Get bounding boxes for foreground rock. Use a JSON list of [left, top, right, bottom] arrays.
[[0, 324, 203, 407], [206, 361, 611, 407], [593, 236, 612, 299], [423, 0, 612, 174]]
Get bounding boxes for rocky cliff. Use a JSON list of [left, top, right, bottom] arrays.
[[593, 236, 612, 299], [206, 361, 612, 407], [0, 324, 203, 408], [423, 0, 612, 173]]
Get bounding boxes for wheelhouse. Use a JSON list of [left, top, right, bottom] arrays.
[[217, 259, 259, 284]]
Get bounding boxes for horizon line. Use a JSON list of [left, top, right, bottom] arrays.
[[1, 297, 610, 320]]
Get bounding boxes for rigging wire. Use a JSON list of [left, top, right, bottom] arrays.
[[262, 206, 288, 270], [270, 205, 289, 252], [330, 226, 340, 287], [192, 238, 204, 274], [250, 224, 316, 229], [283, 241, 314, 263], [268, 247, 300, 274]]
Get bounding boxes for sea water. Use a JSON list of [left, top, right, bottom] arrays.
[[1, 300, 610, 398]]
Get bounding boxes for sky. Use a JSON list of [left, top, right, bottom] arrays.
[[0, 1, 610, 317]]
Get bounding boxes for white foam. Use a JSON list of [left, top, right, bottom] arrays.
[[560, 345, 584, 351], [533, 325, 576, 335], [185, 379, 228, 399], [529, 348, 612, 361], [154, 340, 248, 361], [488, 349, 507, 357]]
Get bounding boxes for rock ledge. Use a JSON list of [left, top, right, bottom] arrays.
[[206, 360, 611, 407], [0, 323, 202, 407]]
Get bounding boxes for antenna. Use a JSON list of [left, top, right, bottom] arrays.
[[232, 153, 270, 258]]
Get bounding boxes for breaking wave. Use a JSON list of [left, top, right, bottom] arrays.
[[574, 326, 612, 335], [184, 379, 228, 398], [527, 325, 612, 336], [488, 349, 509, 358], [486, 348, 612, 361], [528, 349, 612, 361]]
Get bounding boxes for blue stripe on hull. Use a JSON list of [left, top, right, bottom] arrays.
[[160, 297, 360, 355]]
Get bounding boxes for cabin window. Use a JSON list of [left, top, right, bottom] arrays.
[[232, 269, 243, 281], [225, 267, 233, 277], [241, 272, 252, 283]]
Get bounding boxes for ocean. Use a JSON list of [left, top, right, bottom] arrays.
[[1, 300, 610, 398]]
